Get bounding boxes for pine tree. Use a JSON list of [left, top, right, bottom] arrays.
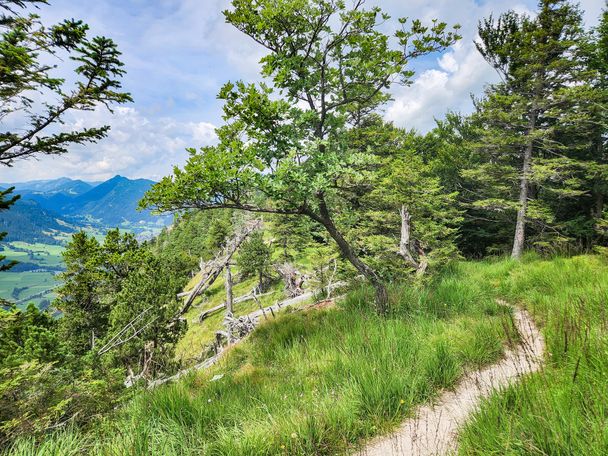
[[55, 232, 105, 355], [0, 0, 131, 166], [0, 187, 19, 273], [472, 0, 594, 257], [237, 231, 272, 291], [344, 118, 462, 278]]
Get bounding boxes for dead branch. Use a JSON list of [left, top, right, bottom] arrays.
[[276, 262, 305, 297], [178, 220, 262, 317], [399, 205, 428, 276]]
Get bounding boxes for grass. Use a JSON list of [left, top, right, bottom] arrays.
[[175, 271, 293, 364], [456, 254, 608, 455], [0, 271, 57, 308], [0, 241, 64, 308], [6, 259, 517, 455], [3, 242, 65, 267]]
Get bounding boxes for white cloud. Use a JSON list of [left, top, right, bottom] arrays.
[[2, 0, 603, 181], [0, 107, 217, 182], [386, 40, 496, 131]]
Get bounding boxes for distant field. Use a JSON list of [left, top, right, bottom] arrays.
[[0, 241, 64, 309], [0, 271, 58, 309], [1, 241, 65, 268], [0, 224, 165, 310]]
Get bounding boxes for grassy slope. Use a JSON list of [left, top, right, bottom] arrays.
[[1, 242, 64, 268], [457, 254, 608, 455], [175, 237, 323, 365], [9, 259, 519, 455], [0, 272, 56, 306], [175, 272, 293, 364]]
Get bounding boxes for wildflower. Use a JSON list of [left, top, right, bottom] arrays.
[[280, 445, 286, 450], [400, 399, 405, 405], [291, 432, 298, 439]]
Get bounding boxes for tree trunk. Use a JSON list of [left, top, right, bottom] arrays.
[[309, 197, 389, 315], [512, 111, 537, 259], [399, 205, 418, 267], [225, 264, 234, 316]]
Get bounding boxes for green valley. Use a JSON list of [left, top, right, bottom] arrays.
[[1, 0, 608, 455]]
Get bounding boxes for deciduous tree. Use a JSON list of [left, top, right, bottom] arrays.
[[142, 0, 460, 314]]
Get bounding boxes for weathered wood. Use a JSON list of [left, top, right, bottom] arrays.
[[399, 205, 418, 267], [198, 303, 226, 322], [325, 258, 338, 299], [178, 220, 262, 317], [276, 262, 305, 297], [225, 264, 234, 315], [399, 205, 428, 276], [252, 291, 268, 321], [197, 290, 274, 322]]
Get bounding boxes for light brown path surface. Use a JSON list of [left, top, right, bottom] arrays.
[[358, 307, 545, 456]]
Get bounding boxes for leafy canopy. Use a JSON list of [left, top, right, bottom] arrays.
[[141, 0, 461, 219]]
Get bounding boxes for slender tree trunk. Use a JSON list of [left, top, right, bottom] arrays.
[[399, 205, 418, 267], [512, 111, 537, 259], [309, 197, 389, 315], [595, 191, 604, 220], [225, 264, 234, 316]]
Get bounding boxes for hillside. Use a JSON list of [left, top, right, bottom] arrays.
[[0, 198, 75, 245], [63, 175, 167, 226], [9, 255, 607, 455], [0, 176, 171, 308], [2, 177, 93, 197], [1, 0, 607, 455], [4, 176, 170, 230]]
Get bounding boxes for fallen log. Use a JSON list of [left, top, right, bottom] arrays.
[[178, 220, 262, 318], [148, 281, 347, 389], [197, 290, 275, 322]]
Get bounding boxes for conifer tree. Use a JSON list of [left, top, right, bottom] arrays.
[[0, 187, 19, 273], [237, 231, 272, 291], [472, 0, 593, 257], [0, 0, 132, 166]]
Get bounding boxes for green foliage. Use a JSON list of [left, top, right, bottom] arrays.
[[236, 231, 271, 288], [103, 252, 187, 377], [57, 229, 189, 375], [0, 0, 131, 166], [342, 118, 463, 279], [11, 263, 517, 455], [467, 0, 602, 255], [141, 0, 461, 313], [56, 231, 106, 355], [0, 187, 20, 272], [150, 210, 236, 271], [0, 304, 123, 446]]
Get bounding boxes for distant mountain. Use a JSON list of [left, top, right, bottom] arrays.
[[62, 175, 166, 226], [3, 178, 95, 213], [0, 198, 75, 244], [3, 177, 93, 196], [2, 176, 169, 235]]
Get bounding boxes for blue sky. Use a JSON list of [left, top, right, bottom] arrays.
[[1, 0, 603, 183]]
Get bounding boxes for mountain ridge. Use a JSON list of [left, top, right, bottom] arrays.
[[0, 176, 169, 242]]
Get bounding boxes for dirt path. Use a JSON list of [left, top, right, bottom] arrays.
[[358, 306, 545, 456]]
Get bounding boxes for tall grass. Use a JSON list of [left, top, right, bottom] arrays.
[[458, 255, 608, 455], [6, 264, 516, 456]]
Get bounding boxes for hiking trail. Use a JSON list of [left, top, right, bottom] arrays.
[[358, 305, 545, 456]]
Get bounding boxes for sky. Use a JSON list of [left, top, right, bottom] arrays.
[[0, 0, 604, 183]]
